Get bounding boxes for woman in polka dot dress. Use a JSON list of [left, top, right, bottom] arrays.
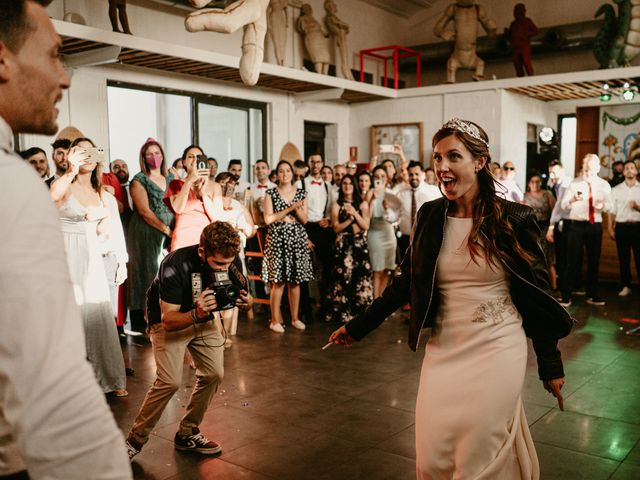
[[262, 160, 314, 333]]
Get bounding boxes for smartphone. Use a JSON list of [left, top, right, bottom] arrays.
[[576, 191, 583, 199], [374, 179, 384, 188], [84, 147, 105, 164], [196, 154, 208, 171], [379, 144, 394, 153]]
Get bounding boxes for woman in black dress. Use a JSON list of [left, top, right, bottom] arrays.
[[325, 174, 373, 323], [262, 160, 314, 333]]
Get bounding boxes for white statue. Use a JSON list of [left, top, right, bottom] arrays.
[[267, 0, 288, 66], [324, 0, 354, 81], [434, 0, 497, 83], [185, 0, 270, 86], [297, 3, 330, 74]]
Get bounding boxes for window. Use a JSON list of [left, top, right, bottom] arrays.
[[107, 82, 266, 180]]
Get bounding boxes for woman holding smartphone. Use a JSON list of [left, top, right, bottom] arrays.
[[164, 145, 222, 251], [50, 137, 127, 396], [368, 165, 400, 298], [330, 119, 572, 479]]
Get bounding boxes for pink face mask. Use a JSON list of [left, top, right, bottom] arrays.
[[145, 153, 163, 169]]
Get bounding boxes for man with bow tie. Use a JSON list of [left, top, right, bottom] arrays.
[[297, 154, 334, 322]]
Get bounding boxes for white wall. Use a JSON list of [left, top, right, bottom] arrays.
[[499, 90, 557, 187]]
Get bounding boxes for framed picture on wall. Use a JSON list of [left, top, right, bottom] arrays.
[[370, 122, 424, 165]]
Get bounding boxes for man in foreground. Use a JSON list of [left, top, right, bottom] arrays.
[[0, 1, 131, 478]]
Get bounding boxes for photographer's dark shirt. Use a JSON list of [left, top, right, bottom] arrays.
[[146, 245, 208, 327]]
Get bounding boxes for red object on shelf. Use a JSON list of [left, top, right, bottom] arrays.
[[359, 45, 422, 89]]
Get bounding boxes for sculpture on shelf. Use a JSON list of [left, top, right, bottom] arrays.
[[324, 0, 354, 81], [185, 0, 270, 86], [507, 3, 538, 77], [593, 0, 640, 68], [297, 3, 330, 74], [108, 0, 132, 34], [433, 0, 497, 83], [267, 0, 288, 66]]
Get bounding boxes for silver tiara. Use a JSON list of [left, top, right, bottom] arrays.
[[442, 118, 489, 147]]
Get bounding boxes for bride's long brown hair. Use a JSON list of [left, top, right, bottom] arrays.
[[432, 121, 535, 268]]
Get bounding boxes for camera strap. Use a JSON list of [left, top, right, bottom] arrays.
[[191, 272, 203, 305]]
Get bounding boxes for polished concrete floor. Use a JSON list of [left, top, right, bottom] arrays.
[[110, 285, 640, 480]]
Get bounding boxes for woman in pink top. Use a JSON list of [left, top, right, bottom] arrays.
[[164, 145, 222, 250]]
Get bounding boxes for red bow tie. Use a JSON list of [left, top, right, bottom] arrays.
[[311, 181, 323, 186], [257, 184, 268, 189]]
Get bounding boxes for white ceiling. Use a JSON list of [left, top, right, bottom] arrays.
[[358, 0, 441, 19]]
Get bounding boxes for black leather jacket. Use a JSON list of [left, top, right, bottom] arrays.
[[346, 197, 574, 380]]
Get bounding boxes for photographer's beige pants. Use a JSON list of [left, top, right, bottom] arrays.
[[129, 322, 224, 445]]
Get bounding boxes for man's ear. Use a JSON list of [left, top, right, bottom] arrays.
[[0, 43, 14, 83], [197, 246, 205, 261]]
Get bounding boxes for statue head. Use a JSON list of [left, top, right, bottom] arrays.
[[324, 0, 337, 13], [514, 3, 526, 19], [301, 3, 312, 15]]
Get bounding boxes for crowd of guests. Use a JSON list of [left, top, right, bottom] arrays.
[[18, 136, 640, 399]]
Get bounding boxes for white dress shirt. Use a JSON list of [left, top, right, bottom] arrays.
[[397, 183, 442, 235], [250, 180, 276, 201], [495, 179, 524, 202], [610, 181, 640, 223], [561, 175, 612, 223], [300, 175, 330, 223], [0, 117, 132, 479], [549, 175, 573, 225]]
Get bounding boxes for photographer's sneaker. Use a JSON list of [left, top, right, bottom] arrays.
[[125, 438, 141, 462], [174, 428, 222, 455], [586, 297, 606, 306]]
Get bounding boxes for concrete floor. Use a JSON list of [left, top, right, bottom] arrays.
[[110, 285, 640, 480]]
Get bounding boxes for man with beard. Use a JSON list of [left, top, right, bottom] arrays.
[[45, 137, 70, 187], [0, 1, 131, 477]]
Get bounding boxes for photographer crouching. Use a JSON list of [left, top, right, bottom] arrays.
[[125, 221, 253, 461]]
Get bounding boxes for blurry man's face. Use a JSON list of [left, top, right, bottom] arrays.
[[111, 159, 129, 183], [28, 152, 49, 178], [583, 157, 600, 177], [623, 162, 638, 179], [229, 163, 242, 177], [614, 163, 624, 174], [502, 162, 516, 180], [334, 165, 346, 185], [308, 155, 323, 176], [52, 147, 68, 172], [408, 166, 423, 189], [254, 162, 269, 182]]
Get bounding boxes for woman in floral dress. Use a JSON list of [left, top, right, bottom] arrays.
[[325, 174, 373, 323]]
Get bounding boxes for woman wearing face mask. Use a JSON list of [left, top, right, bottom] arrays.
[[164, 145, 222, 251], [127, 138, 175, 332], [330, 119, 572, 479], [50, 137, 127, 397], [170, 158, 187, 180]]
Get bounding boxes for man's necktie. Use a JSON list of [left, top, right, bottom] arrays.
[[411, 189, 417, 228], [588, 181, 595, 224]]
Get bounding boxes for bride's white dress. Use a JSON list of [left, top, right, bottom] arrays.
[[415, 217, 539, 479]]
